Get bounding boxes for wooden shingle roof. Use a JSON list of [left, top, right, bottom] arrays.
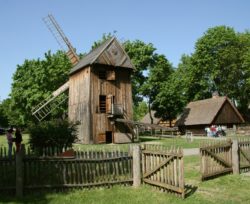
[[70, 37, 134, 75], [175, 96, 244, 126]]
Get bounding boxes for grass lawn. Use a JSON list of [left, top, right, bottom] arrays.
[[1, 155, 250, 203], [1, 133, 249, 151], [0, 133, 30, 149]]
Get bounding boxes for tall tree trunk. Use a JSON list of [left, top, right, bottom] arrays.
[[148, 103, 153, 124]]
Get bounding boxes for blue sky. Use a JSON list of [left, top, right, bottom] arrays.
[[0, 0, 249, 100]]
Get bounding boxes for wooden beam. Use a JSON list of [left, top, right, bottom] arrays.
[[204, 149, 232, 167], [143, 156, 174, 178], [143, 178, 184, 193]]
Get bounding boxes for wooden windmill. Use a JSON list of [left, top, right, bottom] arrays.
[[32, 14, 135, 144]]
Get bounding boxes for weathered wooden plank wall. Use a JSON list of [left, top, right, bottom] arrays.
[[69, 67, 92, 144]]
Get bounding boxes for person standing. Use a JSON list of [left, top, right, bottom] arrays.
[[15, 128, 23, 152], [6, 128, 14, 159]]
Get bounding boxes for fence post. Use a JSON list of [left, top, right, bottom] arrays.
[[133, 145, 141, 187], [232, 140, 239, 174], [16, 144, 25, 197]]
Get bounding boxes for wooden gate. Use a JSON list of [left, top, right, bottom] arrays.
[[141, 144, 185, 198], [200, 140, 232, 180], [238, 140, 250, 173]]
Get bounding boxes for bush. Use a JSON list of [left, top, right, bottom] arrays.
[[28, 120, 78, 155]]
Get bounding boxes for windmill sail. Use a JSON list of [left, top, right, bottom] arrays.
[[32, 14, 79, 121], [43, 14, 79, 64]]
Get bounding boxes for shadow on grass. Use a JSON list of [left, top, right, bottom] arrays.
[[139, 136, 161, 143], [0, 188, 77, 204], [185, 184, 198, 198]]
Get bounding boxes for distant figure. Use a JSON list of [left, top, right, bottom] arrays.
[[15, 128, 23, 152], [205, 127, 212, 137], [6, 128, 14, 158], [210, 125, 217, 137]]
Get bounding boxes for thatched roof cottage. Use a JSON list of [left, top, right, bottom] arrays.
[[175, 96, 245, 135]]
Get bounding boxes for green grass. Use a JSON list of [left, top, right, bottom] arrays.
[[1, 133, 249, 151], [140, 136, 213, 148], [0, 134, 30, 149]]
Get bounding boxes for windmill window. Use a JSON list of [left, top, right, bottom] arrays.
[[99, 71, 107, 79], [99, 95, 106, 113]]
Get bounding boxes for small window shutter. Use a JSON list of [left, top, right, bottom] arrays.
[[106, 94, 113, 114], [107, 70, 115, 80]]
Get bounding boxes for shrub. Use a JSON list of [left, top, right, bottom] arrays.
[[28, 120, 78, 155]]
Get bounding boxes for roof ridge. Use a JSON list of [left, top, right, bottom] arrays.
[[90, 37, 115, 64]]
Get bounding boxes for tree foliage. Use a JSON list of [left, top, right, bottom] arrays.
[[133, 101, 148, 121], [0, 99, 11, 127], [141, 54, 174, 123], [190, 26, 250, 114], [123, 40, 156, 105], [28, 120, 78, 155], [10, 51, 71, 126]]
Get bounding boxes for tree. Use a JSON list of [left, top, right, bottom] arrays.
[[0, 99, 11, 127], [133, 101, 148, 121], [153, 69, 187, 127], [141, 54, 174, 123], [10, 50, 71, 126], [123, 40, 156, 105], [191, 26, 250, 114]]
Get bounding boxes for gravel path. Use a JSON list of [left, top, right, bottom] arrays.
[[183, 148, 199, 156]]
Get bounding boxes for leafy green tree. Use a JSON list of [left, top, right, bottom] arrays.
[[153, 69, 187, 127], [10, 50, 71, 126], [123, 40, 156, 105], [141, 54, 174, 123], [0, 99, 11, 127], [191, 26, 250, 114], [133, 101, 148, 121]]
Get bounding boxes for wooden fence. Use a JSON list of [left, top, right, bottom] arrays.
[[238, 139, 250, 173], [0, 145, 133, 196], [0, 149, 16, 192], [200, 140, 233, 180], [200, 139, 250, 180], [0, 144, 185, 198], [141, 144, 185, 198]]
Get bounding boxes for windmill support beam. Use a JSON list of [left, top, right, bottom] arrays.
[[31, 81, 69, 121]]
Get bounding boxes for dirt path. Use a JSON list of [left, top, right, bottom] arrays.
[[183, 148, 199, 156]]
